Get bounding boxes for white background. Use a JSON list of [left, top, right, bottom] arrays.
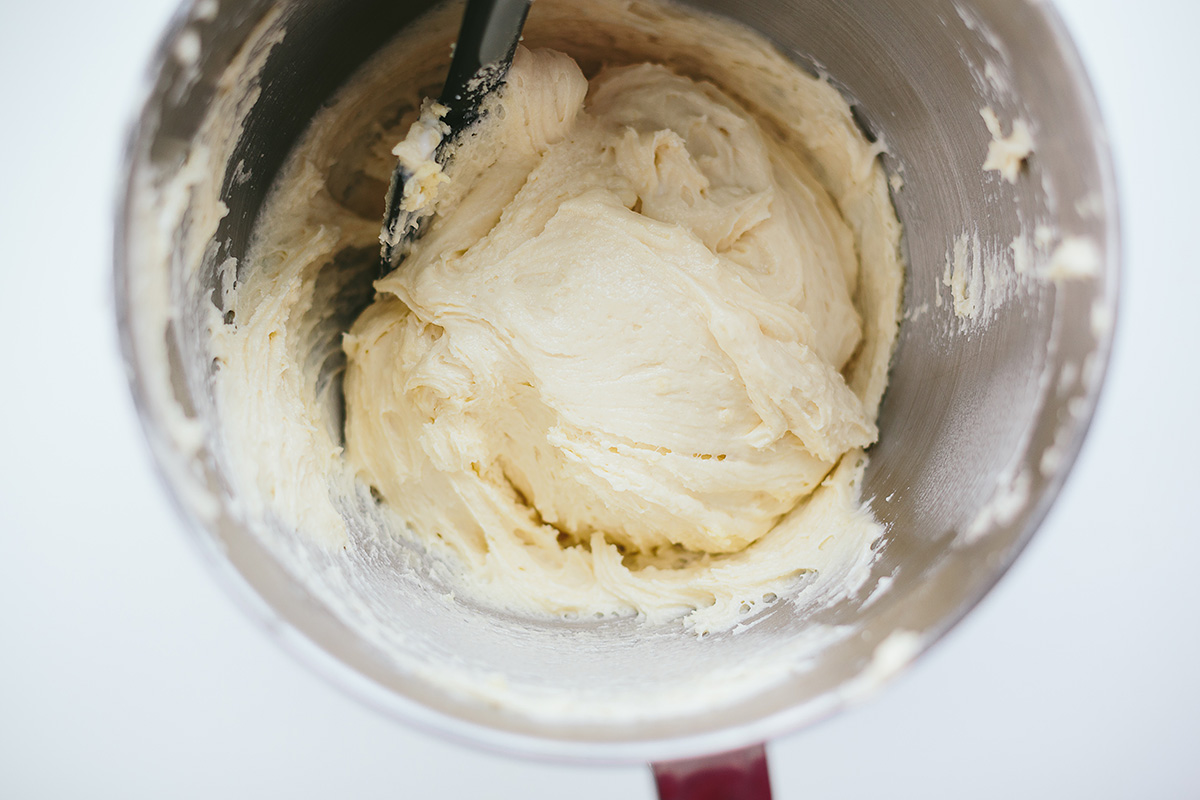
[[1, 0, 1197, 797]]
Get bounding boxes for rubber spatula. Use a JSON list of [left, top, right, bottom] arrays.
[[379, 0, 532, 273]]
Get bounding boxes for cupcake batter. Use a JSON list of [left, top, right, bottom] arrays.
[[214, 0, 904, 631]]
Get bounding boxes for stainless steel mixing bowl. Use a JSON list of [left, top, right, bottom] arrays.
[[115, 0, 1118, 767]]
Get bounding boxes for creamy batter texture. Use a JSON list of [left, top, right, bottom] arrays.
[[213, 0, 904, 632], [981, 106, 1033, 184]]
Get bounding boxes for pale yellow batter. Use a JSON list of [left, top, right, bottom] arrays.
[[213, 0, 904, 632]]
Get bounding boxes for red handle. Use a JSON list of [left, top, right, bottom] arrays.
[[651, 744, 772, 800]]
